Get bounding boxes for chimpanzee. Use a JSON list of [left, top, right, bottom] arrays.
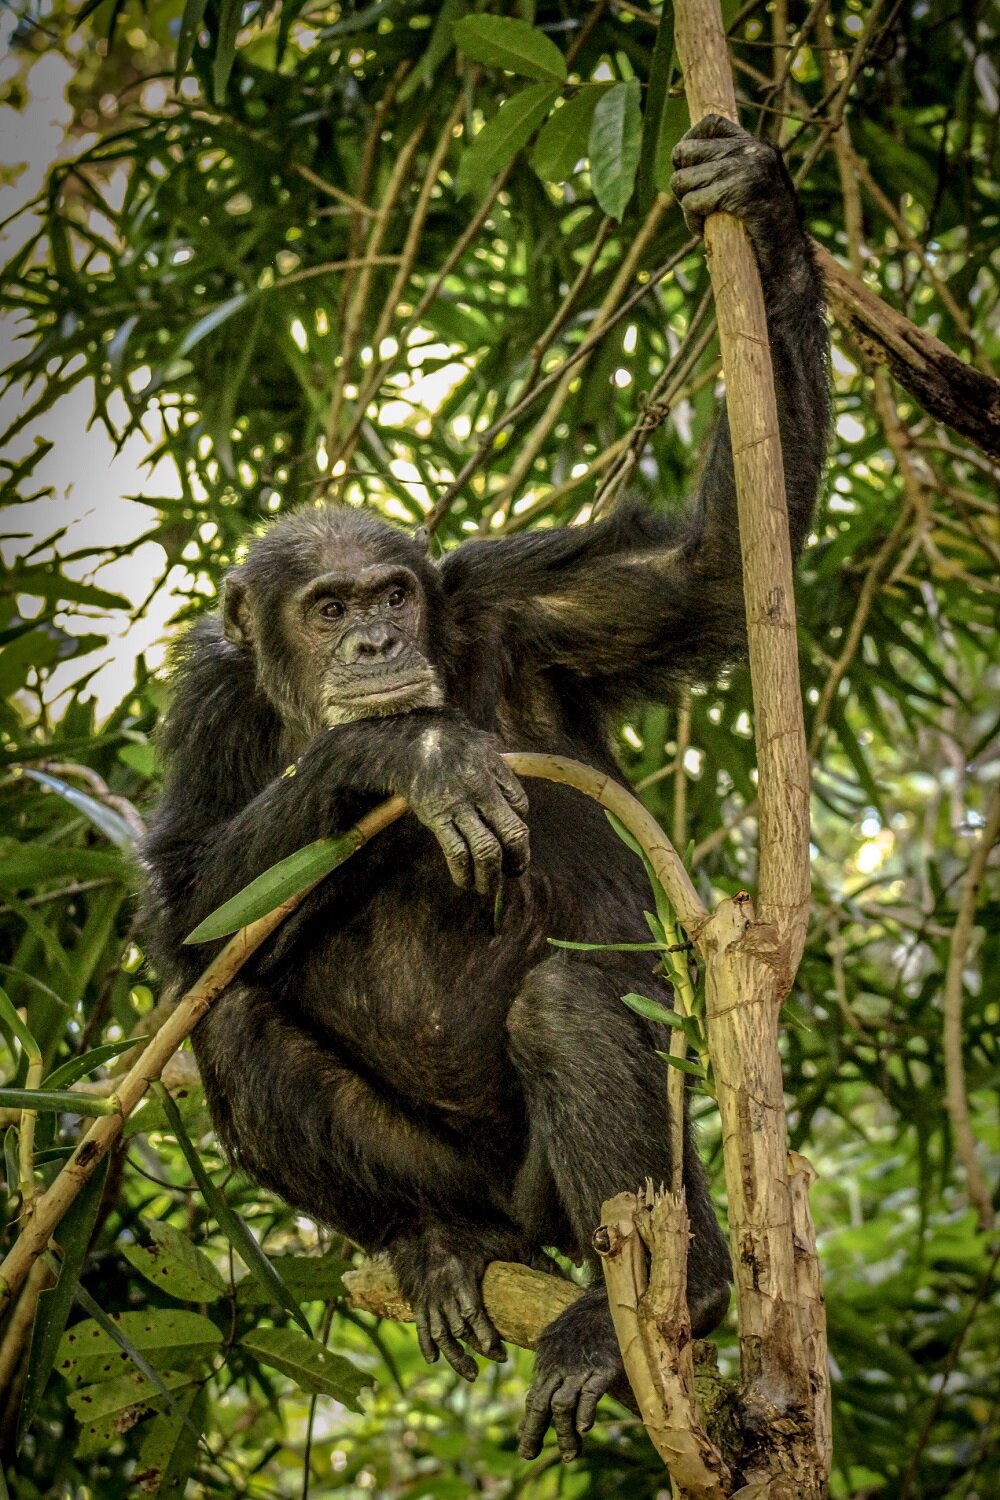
[[142, 116, 829, 1462]]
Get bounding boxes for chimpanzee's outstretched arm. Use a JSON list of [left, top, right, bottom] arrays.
[[441, 118, 829, 706]]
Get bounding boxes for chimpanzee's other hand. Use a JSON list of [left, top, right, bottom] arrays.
[[389, 1222, 533, 1381], [403, 722, 529, 896], [518, 1286, 624, 1463], [670, 114, 798, 251]]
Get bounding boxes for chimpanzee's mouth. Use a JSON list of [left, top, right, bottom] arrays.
[[324, 671, 443, 723]]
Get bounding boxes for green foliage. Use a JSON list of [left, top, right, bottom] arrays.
[[0, 0, 997, 1496]]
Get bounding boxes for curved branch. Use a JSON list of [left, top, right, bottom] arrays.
[[0, 754, 695, 1315]]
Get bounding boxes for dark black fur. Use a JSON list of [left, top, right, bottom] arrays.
[[142, 118, 830, 1462]]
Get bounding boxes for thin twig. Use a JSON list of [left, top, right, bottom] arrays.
[[942, 785, 1000, 1232]]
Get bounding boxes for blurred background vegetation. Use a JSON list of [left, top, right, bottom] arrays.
[[0, 0, 997, 1496]]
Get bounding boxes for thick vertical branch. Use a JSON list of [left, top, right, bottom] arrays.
[[671, 2, 830, 1494], [673, 0, 811, 971]]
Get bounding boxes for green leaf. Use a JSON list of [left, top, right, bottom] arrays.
[[134, 1386, 206, 1497], [56, 1309, 222, 1389], [18, 1158, 109, 1449], [175, 0, 210, 84], [43, 1035, 148, 1091], [456, 84, 561, 196], [399, 0, 470, 99], [240, 1327, 370, 1409], [156, 1085, 313, 1337], [621, 991, 681, 1026], [0, 840, 124, 887], [21, 770, 138, 849], [235, 1253, 349, 1307], [176, 290, 253, 360], [184, 833, 356, 943], [589, 79, 643, 220], [638, 0, 676, 206], [68, 1369, 198, 1459], [0, 630, 61, 696], [452, 15, 566, 81], [0, 983, 41, 1064], [123, 1222, 227, 1304], [549, 938, 665, 952], [531, 87, 605, 182], [654, 1049, 706, 1078], [13, 569, 129, 612], [212, 0, 243, 103]]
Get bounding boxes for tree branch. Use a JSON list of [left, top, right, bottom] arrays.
[[814, 244, 1000, 462]]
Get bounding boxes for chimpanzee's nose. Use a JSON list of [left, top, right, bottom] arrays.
[[345, 626, 403, 663]]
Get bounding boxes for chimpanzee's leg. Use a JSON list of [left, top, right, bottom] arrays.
[[506, 954, 731, 1460]]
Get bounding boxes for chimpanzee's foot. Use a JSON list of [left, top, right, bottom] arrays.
[[518, 1285, 623, 1462], [389, 1220, 533, 1381]]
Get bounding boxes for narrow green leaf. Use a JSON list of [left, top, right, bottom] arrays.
[[399, 0, 469, 99], [456, 84, 561, 196], [549, 938, 665, 952], [452, 15, 566, 81], [212, 0, 242, 103], [176, 290, 253, 360], [184, 833, 357, 943], [0, 983, 41, 1063], [21, 770, 137, 849], [156, 1085, 313, 1337], [589, 79, 643, 220], [241, 1327, 370, 1409], [531, 86, 604, 182], [124, 1222, 227, 1304], [0, 840, 124, 887], [175, 0, 211, 85], [17, 1158, 109, 1449], [654, 1049, 706, 1078], [621, 992, 680, 1026], [43, 1035, 148, 1091], [637, 0, 676, 207]]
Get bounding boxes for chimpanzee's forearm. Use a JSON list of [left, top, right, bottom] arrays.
[[691, 225, 829, 571]]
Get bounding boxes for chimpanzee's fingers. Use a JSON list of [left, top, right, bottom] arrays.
[[671, 135, 751, 171], [681, 111, 743, 144], [429, 1304, 477, 1382], [453, 810, 503, 896], [495, 763, 530, 819], [518, 1373, 561, 1459], [549, 1380, 583, 1462], [576, 1374, 605, 1436], [435, 819, 473, 889], [415, 1307, 440, 1366], [454, 1282, 506, 1361], [479, 797, 530, 878]]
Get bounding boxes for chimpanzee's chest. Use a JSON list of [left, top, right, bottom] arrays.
[[277, 776, 649, 1123]]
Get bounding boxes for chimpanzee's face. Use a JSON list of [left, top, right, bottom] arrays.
[[223, 544, 443, 735]]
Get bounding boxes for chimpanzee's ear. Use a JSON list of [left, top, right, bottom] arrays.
[[222, 572, 253, 649]]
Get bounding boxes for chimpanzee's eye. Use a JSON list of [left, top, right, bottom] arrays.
[[387, 587, 407, 608], [320, 600, 345, 620]]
